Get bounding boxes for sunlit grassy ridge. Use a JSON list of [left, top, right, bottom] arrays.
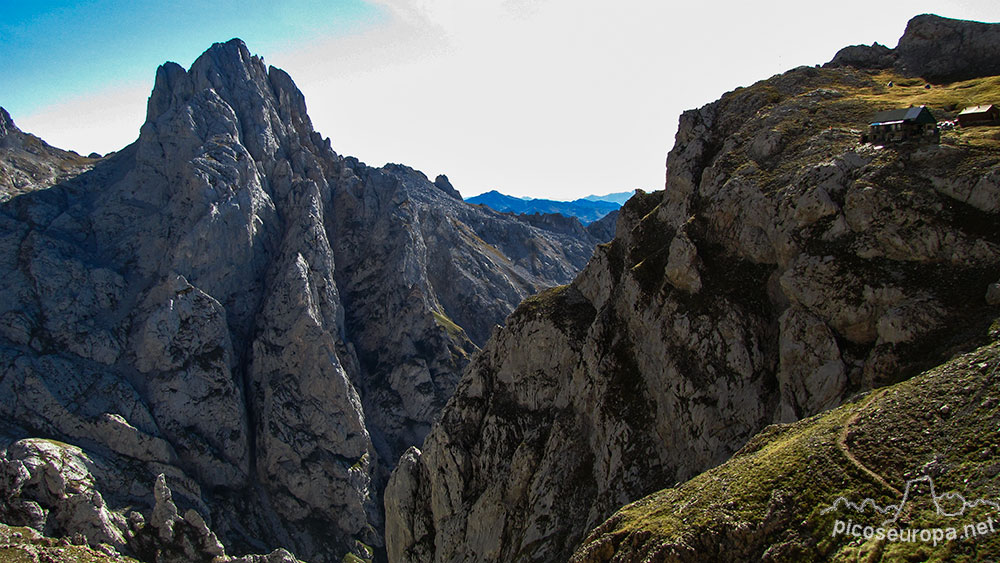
[[858, 73, 1000, 115], [432, 309, 466, 340]]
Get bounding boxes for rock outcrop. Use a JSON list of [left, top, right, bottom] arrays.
[[895, 14, 1000, 80], [129, 473, 235, 563], [0, 439, 128, 549], [0, 450, 302, 563], [385, 18, 1000, 562], [829, 13, 1000, 81], [0, 39, 603, 561]]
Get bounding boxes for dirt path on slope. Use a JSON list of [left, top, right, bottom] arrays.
[[837, 388, 902, 497]]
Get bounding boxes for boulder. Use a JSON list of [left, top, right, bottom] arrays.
[[0, 439, 127, 548]]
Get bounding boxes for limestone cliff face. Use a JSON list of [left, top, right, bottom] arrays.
[[0, 39, 601, 562], [384, 17, 1000, 562], [330, 159, 599, 464]]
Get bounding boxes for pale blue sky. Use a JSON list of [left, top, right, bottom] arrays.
[[4, 1, 1000, 199]]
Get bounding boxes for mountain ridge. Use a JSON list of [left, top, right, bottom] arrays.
[[581, 191, 635, 205], [467, 189, 621, 224], [0, 107, 99, 202]]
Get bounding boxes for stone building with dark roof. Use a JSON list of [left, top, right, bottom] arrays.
[[863, 106, 939, 144]]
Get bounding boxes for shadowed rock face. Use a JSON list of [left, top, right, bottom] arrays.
[[895, 14, 1000, 81], [829, 13, 1000, 81], [0, 38, 603, 562], [384, 16, 1000, 563]]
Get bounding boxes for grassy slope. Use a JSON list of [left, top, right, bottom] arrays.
[[572, 323, 1000, 562]]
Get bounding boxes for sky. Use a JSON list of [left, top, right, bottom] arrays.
[[4, 1, 1000, 200]]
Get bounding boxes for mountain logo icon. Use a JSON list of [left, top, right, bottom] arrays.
[[821, 475, 1000, 527]]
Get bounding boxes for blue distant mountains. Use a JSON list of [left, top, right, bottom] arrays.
[[467, 190, 634, 224], [580, 191, 636, 205]]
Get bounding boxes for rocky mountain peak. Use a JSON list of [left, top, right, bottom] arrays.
[[148, 38, 262, 119], [829, 13, 1000, 81], [433, 174, 463, 200], [0, 38, 608, 563], [143, 37, 317, 166], [896, 13, 1000, 80]]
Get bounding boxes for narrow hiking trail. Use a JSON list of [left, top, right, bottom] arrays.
[[837, 388, 902, 497]]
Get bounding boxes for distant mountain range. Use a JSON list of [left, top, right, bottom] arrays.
[[580, 190, 635, 205], [466, 189, 634, 223]]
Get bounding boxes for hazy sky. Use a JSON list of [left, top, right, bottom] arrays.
[[4, 1, 1000, 199]]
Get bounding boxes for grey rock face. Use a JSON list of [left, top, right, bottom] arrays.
[[664, 227, 702, 293], [0, 38, 601, 561], [131, 275, 249, 487], [775, 306, 847, 421], [329, 160, 602, 468], [584, 209, 619, 243], [895, 14, 1000, 81], [385, 61, 1000, 562], [828, 14, 1000, 81], [828, 42, 895, 70]]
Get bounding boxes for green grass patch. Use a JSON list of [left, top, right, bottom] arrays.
[[432, 309, 466, 340], [857, 72, 1000, 114]]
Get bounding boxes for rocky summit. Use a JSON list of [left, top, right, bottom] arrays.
[[829, 13, 1000, 81], [385, 14, 1000, 563], [0, 39, 605, 562]]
